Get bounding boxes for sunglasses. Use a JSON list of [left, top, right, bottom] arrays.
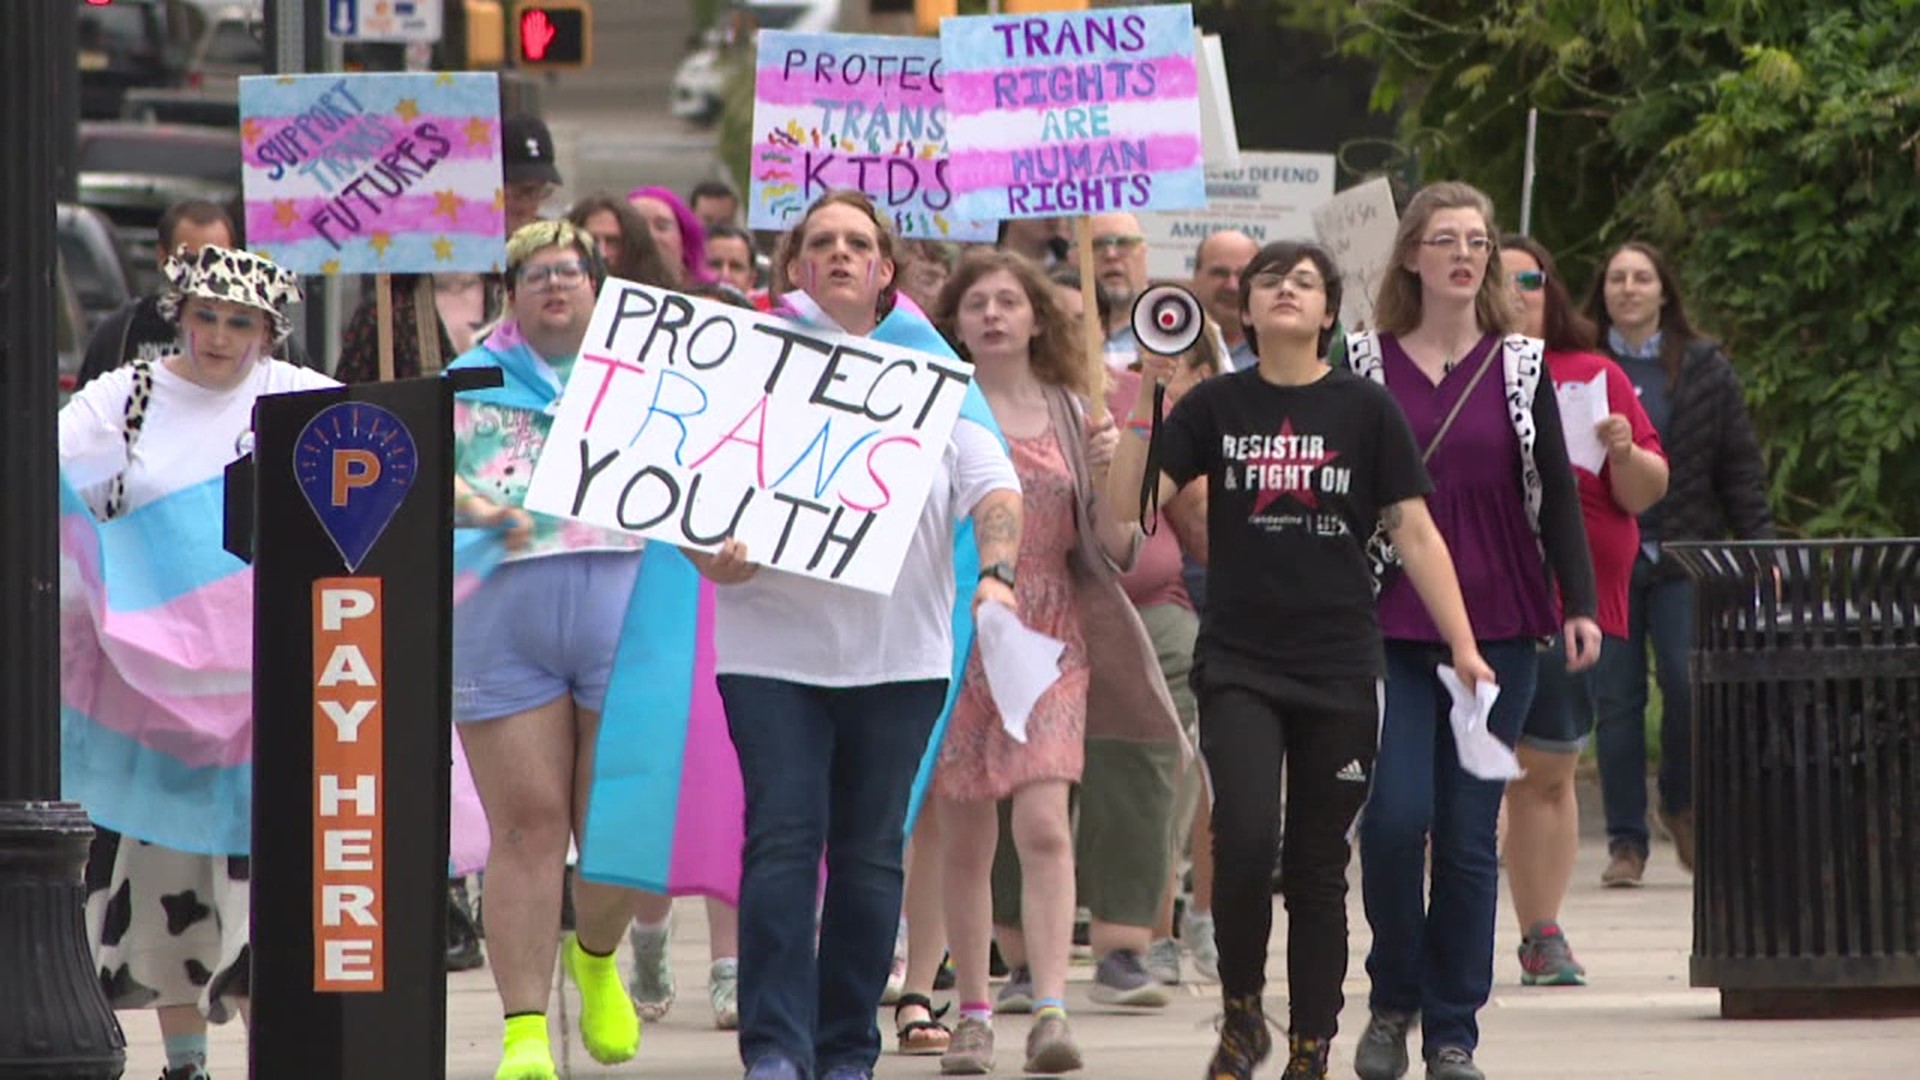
[[1512, 270, 1547, 292]]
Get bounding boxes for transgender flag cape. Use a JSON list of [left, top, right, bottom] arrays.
[[572, 298, 1003, 903], [59, 471, 492, 870]]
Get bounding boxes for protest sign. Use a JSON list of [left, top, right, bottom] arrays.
[[1142, 150, 1335, 279], [940, 4, 1205, 221], [239, 72, 504, 276], [1311, 176, 1399, 332], [750, 31, 993, 242], [1195, 34, 1239, 170], [523, 282, 974, 594]]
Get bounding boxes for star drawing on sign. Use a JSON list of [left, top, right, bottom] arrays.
[[395, 97, 420, 122], [432, 236, 454, 262], [369, 231, 393, 256], [434, 190, 463, 218], [434, 72, 457, 87], [241, 117, 264, 145], [491, 187, 506, 212], [321, 259, 341, 276], [465, 117, 492, 147], [272, 199, 298, 227], [1248, 418, 1343, 514]]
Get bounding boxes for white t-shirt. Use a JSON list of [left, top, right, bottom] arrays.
[[714, 417, 1019, 686], [59, 358, 339, 517]]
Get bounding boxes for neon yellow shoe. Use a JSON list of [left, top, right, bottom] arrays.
[[495, 1014, 558, 1080], [563, 932, 642, 1064]]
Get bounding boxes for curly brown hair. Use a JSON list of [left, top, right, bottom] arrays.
[[567, 192, 674, 288], [935, 248, 1097, 402]]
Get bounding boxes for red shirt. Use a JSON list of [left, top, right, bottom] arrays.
[[1546, 350, 1666, 637]]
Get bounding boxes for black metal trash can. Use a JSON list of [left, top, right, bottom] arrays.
[[1665, 539, 1920, 1018]]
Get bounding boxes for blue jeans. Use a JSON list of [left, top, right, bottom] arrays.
[[1360, 639, 1537, 1055], [720, 675, 946, 1078], [1592, 558, 1694, 855]]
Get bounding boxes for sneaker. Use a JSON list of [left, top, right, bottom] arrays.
[[159, 1069, 209, 1080], [940, 1016, 995, 1075], [1426, 1045, 1485, 1080], [1600, 844, 1647, 888], [934, 951, 957, 990], [1517, 922, 1586, 986], [820, 1068, 873, 1080], [744, 1058, 802, 1080], [1281, 1033, 1331, 1080], [1181, 908, 1220, 983], [1145, 936, 1182, 986], [448, 879, 485, 972], [1660, 809, 1696, 872], [1022, 1011, 1083, 1074], [626, 920, 676, 1021], [709, 957, 740, 1029], [996, 965, 1034, 1014], [1353, 1009, 1415, 1080], [1088, 949, 1170, 1007], [562, 934, 640, 1065], [1204, 993, 1271, 1080]]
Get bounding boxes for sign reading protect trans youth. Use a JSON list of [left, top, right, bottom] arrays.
[[750, 30, 993, 242], [939, 4, 1204, 221], [239, 72, 505, 276]]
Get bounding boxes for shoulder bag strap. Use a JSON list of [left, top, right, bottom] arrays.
[[103, 359, 155, 521], [1421, 343, 1500, 464]]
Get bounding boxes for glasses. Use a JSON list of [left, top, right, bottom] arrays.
[[187, 306, 262, 334], [1090, 235, 1143, 254], [1249, 270, 1325, 293], [517, 260, 588, 290], [506, 181, 557, 204], [1421, 233, 1493, 255], [1512, 270, 1547, 292]]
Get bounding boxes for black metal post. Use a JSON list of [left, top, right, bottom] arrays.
[[0, 1, 129, 1077]]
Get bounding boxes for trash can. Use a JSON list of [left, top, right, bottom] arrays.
[[1664, 539, 1920, 1019]]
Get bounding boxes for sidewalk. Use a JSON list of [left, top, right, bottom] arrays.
[[131, 837, 1918, 1078]]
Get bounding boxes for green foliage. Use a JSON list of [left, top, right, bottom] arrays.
[[1264, 0, 1920, 535]]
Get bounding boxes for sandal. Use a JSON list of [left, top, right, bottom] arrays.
[[894, 992, 952, 1056]]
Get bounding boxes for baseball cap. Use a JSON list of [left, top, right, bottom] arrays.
[[502, 113, 562, 186]]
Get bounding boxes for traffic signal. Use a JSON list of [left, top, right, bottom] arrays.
[[511, 1, 590, 70]]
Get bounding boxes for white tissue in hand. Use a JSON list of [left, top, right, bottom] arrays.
[[976, 603, 1066, 745], [1437, 664, 1521, 781]]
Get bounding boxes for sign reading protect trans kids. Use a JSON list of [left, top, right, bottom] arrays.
[[939, 5, 1204, 221]]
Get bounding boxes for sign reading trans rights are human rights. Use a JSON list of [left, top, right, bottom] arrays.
[[522, 282, 973, 594], [939, 4, 1205, 221]]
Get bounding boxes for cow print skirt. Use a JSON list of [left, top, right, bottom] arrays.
[[83, 829, 250, 1022]]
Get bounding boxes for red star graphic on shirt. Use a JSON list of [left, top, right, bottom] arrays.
[[1248, 418, 1343, 514]]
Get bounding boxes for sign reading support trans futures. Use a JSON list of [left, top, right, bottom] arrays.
[[939, 5, 1205, 221], [750, 31, 993, 242], [239, 72, 505, 275], [523, 282, 974, 594]]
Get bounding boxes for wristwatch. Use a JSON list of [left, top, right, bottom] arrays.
[[978, 561, 1017, 589]]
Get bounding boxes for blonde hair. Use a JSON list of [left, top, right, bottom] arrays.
[[1372, 181, 1518, 337], [935, 248, 1097, 401]]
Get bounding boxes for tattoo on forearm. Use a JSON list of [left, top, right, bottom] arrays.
[[1381, 503, 1404, 532], [977, 497, 1022, 562]]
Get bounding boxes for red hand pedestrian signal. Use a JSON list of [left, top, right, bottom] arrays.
[[520, 9, 557, 60], [511, 2, 591, 70]]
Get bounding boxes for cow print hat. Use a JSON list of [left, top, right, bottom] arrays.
[[157, 245, 303, 346]]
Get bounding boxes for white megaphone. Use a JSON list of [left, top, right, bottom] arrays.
[[1130, 284, 1205, 357]]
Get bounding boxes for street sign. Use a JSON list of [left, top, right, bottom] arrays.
[[326, 0, 444, 43]]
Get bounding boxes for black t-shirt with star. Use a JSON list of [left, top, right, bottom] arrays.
[[1156, 366, 1431, 684]]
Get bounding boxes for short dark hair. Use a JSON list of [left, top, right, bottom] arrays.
[[158, 200, 235, 255], [688, 179, 738, 206], [704, 222, 755, 250], [1046, 265, 1113, 329], [1238, 241, 1344, 359]]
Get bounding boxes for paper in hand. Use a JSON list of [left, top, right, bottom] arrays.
[[975, 603, 1066, 744], [1436, 664, 1522, 781], [1555, 373, 1612, 475]]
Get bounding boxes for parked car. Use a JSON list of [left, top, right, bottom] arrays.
[[183, 4, 267, 96], [77, 0, 187, 120], [55, 258, 90, 405], [58, 203, 136, 339], [123, 86, 241, 128], [671, 0, 841, 125], [77, 121, 242, 296]]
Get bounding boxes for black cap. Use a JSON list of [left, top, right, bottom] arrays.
[[502, 113, 562, 186]]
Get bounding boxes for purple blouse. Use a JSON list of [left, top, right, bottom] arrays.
[[1376, 333, 1558, 642]]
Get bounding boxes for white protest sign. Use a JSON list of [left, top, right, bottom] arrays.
[[522, 282, 974, 594], [1142, 150, 1335, 279], [1310, 176, 1399, 332], [1195, 34, 1239, 170]]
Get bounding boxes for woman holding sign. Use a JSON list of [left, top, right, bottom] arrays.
[[687, 190, 1023, 1080], [444, 221, 652, 1080]]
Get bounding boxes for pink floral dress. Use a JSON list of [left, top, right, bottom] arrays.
[[935, 428, 1089, 802]]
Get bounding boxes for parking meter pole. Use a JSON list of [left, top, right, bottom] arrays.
[[0, 1, 130, 1076], [245, 370, 495, 1077]]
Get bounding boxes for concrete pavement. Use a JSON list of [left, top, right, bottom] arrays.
[[127, 836, 1919, 1078]]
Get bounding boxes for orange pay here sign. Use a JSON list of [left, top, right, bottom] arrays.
[[312, 579, 386, 992]]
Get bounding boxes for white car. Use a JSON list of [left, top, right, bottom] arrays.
[[671, 0, 841, 125]]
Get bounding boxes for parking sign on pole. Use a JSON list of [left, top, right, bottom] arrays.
[[326, 0, 444, 43]]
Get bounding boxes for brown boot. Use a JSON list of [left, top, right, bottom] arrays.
[[1661, 809, 1696, 872], [1601, 843, 1646, 887]]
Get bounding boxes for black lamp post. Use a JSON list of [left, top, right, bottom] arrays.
[[0, 2, 129, 1077]]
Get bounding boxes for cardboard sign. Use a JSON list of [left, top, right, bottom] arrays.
[[1311, 177, 1400, 332], [750, 31, 993, 242], [940, 4, 1205, 220], [1142, 150, 1336, 279], [1195, 34, 1239, 170], [312, 579, 385, 992], [523, 282, 974, 594], [239, 72, 505, 275]]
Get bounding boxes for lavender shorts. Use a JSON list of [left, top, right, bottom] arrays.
[[452, 550, 642, 723]]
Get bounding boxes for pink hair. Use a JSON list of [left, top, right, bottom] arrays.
[[626, 185, 714, 285]]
